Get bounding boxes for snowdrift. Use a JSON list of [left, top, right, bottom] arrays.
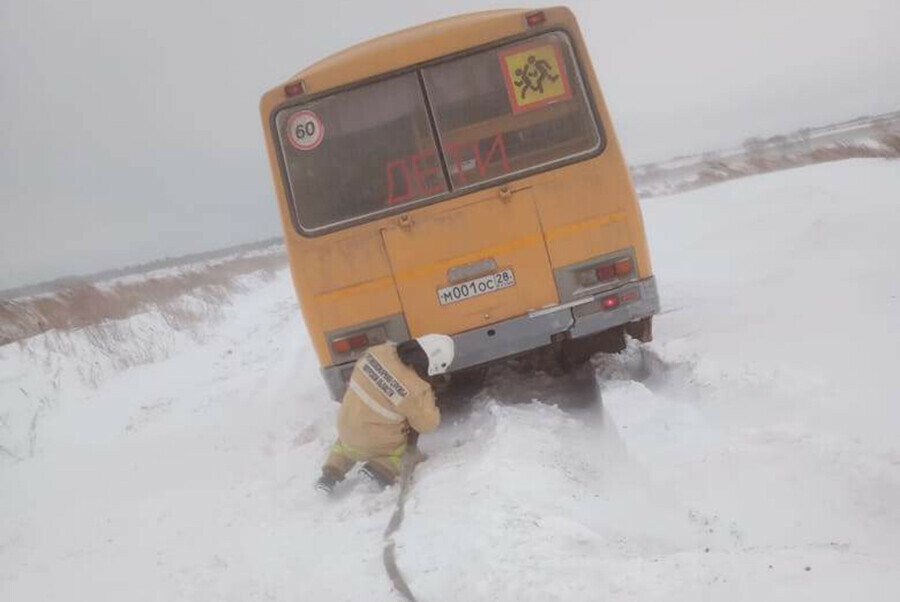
[[1, 158, 898, 600], [0, 245, 285, 461]]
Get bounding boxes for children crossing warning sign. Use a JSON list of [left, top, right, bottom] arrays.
[[499, 42, 572, 114]]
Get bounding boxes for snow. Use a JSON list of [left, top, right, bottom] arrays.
[[1, 158, 899, 600]]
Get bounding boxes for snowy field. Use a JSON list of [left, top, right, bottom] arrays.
[[1, 159, 898, 601]]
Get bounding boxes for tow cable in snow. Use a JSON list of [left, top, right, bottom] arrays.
[[382, 456, 419, 602]]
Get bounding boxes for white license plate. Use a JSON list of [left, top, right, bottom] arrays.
[[437, 269, 516, 305]]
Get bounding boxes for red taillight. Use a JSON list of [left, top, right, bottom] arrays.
[[525, 11, 547, 27], [347, 333, 369, 348], [614, 258, 633, 276], [602, 295, 620, 310], [596, 264, 616, 281], [332, 333, 369, 354], [578, 254, 634, 288], [284, 80, 305, 97]]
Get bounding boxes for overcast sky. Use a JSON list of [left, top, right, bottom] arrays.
[[2, 0, 898, 290]]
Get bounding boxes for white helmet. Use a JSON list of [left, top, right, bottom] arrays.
[[416, 334, 455, 376]]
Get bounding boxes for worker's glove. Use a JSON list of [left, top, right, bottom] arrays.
[[405, 429, 427, 465], [406, 429, 420, 449]]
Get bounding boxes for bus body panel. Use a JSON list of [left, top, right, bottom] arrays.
[[296, 230, 392, 294]]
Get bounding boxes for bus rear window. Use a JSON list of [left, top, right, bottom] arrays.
[[274, 31, 602, 234], [275, 72, 446, 233], [422, 31, 601, 189]]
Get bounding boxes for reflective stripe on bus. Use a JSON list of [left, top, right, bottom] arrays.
[[311, 212, 629, 304]]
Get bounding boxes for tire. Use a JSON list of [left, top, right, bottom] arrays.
[[562, 325, 627, 367], [450, 365, 488, 393], [437, 365, 489, 407], [625, 317, 653, 342]]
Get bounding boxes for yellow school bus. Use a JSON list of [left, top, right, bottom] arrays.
[[260, 7, 659, 399]]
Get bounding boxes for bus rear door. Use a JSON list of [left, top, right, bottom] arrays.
[[381, 185, 557, 335]]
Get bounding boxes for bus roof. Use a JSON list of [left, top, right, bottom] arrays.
[[273, 7, 576, 99]]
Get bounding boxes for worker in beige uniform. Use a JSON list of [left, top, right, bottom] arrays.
[[316, 334, 454, 493]]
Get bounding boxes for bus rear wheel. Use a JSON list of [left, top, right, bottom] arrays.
[[558, 325, 627, 370], [558, 317, 654, 369], [625, 317, 653, 343]]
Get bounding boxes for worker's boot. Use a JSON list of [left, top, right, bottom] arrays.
[[359, 461, 396, 490], [315, 466, 344, 495]]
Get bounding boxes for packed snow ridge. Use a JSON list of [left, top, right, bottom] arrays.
[[1, 158, 898, 600]]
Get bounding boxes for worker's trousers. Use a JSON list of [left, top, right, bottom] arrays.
[[323, 438, 407, 483]]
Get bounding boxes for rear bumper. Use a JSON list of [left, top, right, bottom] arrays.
[[570, 276, 660, 338], [321, 276, 659, 400]]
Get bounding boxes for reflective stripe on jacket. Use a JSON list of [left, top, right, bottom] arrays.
[[336, 343, 440, 454]]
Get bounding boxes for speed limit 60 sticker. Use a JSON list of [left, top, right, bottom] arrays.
[[286, 110, 324, 151]]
